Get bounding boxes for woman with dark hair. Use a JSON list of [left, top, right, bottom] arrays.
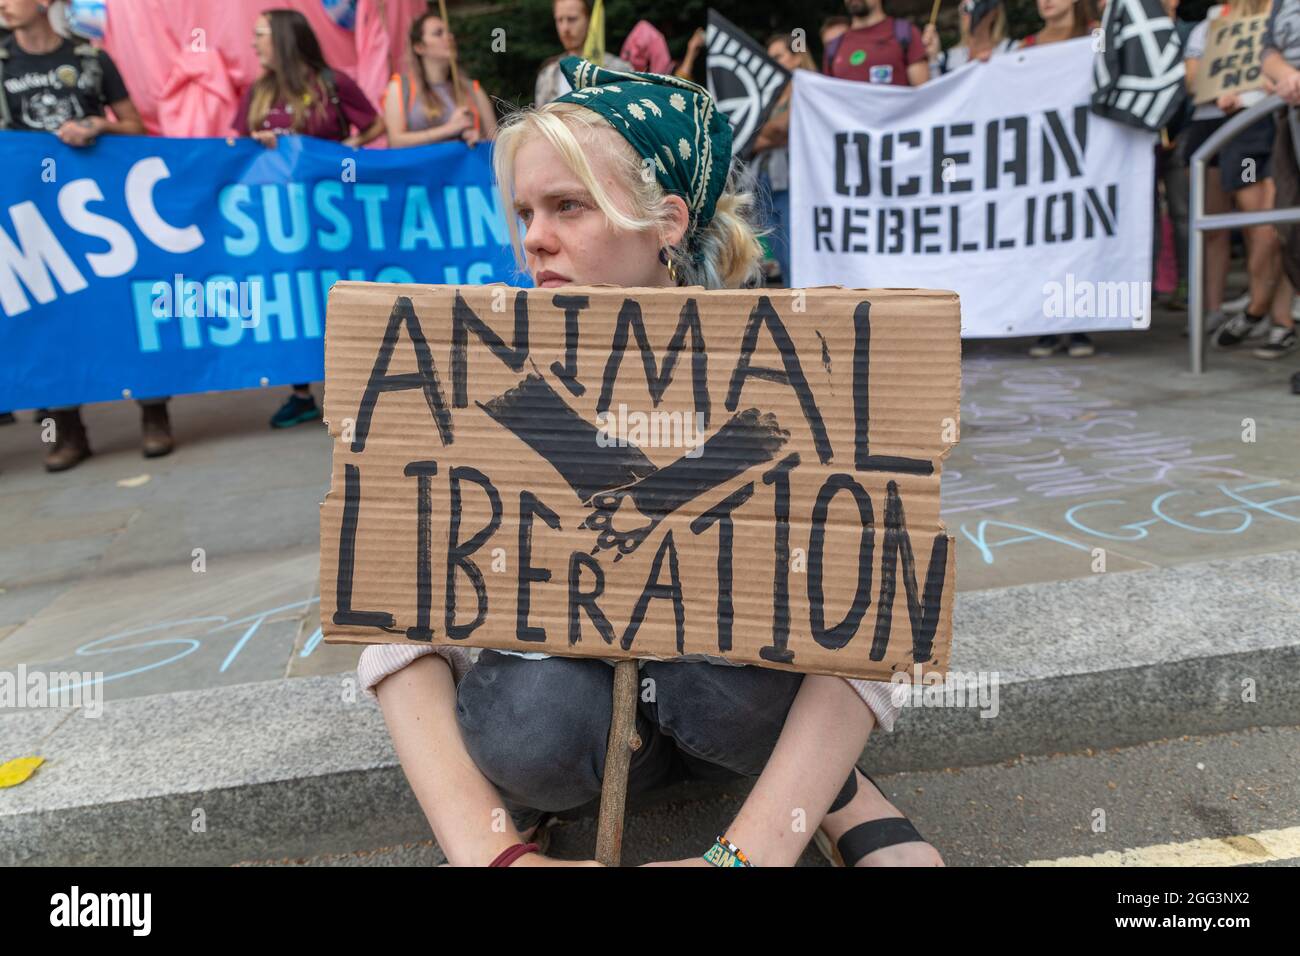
[[383, 10, 496, 148], [1018, 0, 1097, 47], [234, 8, 385, 428]]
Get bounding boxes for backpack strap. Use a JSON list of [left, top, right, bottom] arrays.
[[824, 32, 844, 72], [893, 17, 912, 60]]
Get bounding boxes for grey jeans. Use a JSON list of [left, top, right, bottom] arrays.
[[455, 650, 805, 831]]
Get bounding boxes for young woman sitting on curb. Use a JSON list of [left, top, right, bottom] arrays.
[[359, 56, 944, 868]]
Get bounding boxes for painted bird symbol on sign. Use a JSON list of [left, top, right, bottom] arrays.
[[478, 372, 789, 560]]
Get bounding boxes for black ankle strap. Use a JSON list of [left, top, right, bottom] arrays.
[[828, 768, 858, 814], [836, 817, 926, 866]]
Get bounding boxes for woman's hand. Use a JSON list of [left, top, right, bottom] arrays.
[[687, 27, 707, 57], [639, 857, 711, 867], [1276, 71, 1300, 105], [462, 126, 483, 148], [56, 117, 101, 147], [1216, 92, 1243, 114], [251, 129, 279, 150], [447, 105, 475, 135], [922, 23, 941, 61]]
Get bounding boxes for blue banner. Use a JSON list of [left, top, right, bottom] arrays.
[[0, 131, 524, 409]]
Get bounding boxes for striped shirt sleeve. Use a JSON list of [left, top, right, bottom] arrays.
[[357, 643, 474, 695], [843, 678, 904, 732]]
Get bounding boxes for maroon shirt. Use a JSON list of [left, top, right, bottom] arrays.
[[234, 70, 377, 140], [824, 18, 927, 87]]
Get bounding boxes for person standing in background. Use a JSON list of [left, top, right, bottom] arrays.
[[922, 0, 1014, 76], [383, 10, 496, 148], [820, 15, 852, 56], [1240, 0, 1300, 361], [1185, 1, 1293, 354], [1156, 0, 1194, 313], [1018, 0, 1097, 48], [1022, 0, 1100, 357], [751, 32, 816, 286], [233, 7, 384, 430], [0, 0, 172, 471], [823, 0, 929, 87], [535, 0, 631, 106]]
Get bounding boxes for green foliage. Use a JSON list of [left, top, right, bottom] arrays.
[[453, 0, 861, 109], [451, 0, 1212, 112]]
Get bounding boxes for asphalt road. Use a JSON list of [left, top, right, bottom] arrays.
[[239, 724, 1300, 867]]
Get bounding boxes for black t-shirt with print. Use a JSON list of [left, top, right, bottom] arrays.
[[1, 35, 129, 132]]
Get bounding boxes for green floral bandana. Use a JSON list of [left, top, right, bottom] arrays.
[[553, 55, 733, 249]]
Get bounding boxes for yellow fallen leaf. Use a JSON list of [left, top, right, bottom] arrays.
[[116, 474, 151, 488], [0, 756, 45, 788]]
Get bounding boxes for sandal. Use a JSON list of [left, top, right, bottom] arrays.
[[813, 768, 932, 867], [521, 811, 556, 855]]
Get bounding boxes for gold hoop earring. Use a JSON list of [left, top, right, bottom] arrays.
[[660, 246, 679, 284]]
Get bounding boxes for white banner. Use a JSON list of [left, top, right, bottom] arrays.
[[791, 39, 1156, 337]]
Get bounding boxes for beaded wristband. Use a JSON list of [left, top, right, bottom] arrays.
[[702, 834, 752, 867]]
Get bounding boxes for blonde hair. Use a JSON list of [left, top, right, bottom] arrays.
[[492, 101, 766, 290]]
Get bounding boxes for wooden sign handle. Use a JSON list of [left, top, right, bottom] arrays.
[[594, 659, 642, 866], [436, 0, 465, 108]]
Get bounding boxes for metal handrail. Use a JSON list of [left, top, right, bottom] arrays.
[[1187, 93, 1300, 373]]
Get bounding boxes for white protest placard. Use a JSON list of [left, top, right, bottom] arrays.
[[791, 38, 1155, 337]]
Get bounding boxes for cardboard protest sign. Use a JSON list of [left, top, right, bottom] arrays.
[[319, 284, 959, 683], [1193, 15, 1267, 105]]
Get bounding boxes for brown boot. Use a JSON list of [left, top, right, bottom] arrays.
[[44, 409, 92, 472], [140, 402, 174, 458]]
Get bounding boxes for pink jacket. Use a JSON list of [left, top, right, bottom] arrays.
[[99, 0, 426, 136]]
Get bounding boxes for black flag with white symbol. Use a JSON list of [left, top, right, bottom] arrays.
[[1091, 0, 1186, 132], [705, 8, 791, 159]]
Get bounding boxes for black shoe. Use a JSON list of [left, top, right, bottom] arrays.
[[270, 393, 322, 429], [1253, 325, 1298, 359], [44, 409, 92, 472], [0, 412, 14, 425], [1067, 332, 1095, 357], [1028, 334, 1063, 357], [1214, 312, 1266, 348], [141, 403, 175, 457]]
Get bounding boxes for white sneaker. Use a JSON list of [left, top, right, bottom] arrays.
[[1222, 292, 1251, 313], [1185, 309, 1230, 338], [1213, 312, 1268, 348], [1206, 309, 1231, 334]]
